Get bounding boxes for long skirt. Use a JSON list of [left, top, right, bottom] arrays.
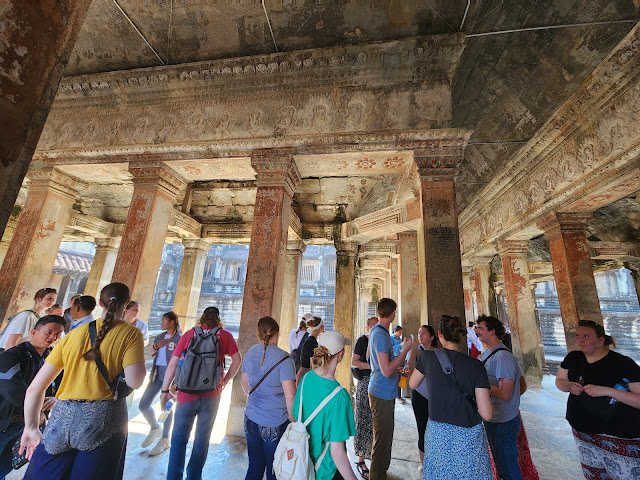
[[424, 420, 492, 480], [353, 375, 373, 459], [572, 428, 640, 480], [490, 413, 539, 480]]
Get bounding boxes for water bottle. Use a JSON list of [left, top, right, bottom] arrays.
[[178, 355, 184, 367], [158, 400, 173, 423], [609, 378, 630, 404]]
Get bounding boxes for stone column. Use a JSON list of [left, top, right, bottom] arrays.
[[84, 237, 120, 299], [228, 149, 300, 436], [0, 169, 80, 326], [462, 268, 475, 326], [623, 261, 640, 309], [390, 257, 400, 311], [0, 0, 92, 239], [472, 258, 497, 317], [398, 233, 422, 339], [334, 242, 358, 391], [414, 147, 466, 345], [111, 163, 185, 321], [538, 212, 603, 351], [278, 240, 306, 351], [497, 241, 544, 387], [173, 239, 210, 332]]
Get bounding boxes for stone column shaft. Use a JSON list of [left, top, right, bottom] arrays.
[[334, 242, 358, 391], [278, 240, 306, 351], [398, 233, 422, 338], [473, 259, 497, 318], [539, 212, 602, 351], [173, 239, 210, 332], [0, 170, 80, 325], [462, 269, 475, 326], [84, 237, 120, 300], [497, 241, 544, 387], [111, 163, 185, 321], [0, 0, 92, 239]]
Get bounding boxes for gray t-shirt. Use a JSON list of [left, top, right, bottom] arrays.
[[243, 344, 296, 427], [481, 343, 522, 423]]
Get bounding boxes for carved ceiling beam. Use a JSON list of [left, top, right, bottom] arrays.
[[68, 212, 114, 237], [342, 198, 421, 244], [589, 241, 640, 260], [168, 208, 202, 239]]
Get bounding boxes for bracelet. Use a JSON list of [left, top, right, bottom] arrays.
[[161, 390, 169, 393], [153, 344, 159, 350]]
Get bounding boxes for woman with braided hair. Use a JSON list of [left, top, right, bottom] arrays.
[[240, 316, 296, 480], [20, 282, 146, 479]]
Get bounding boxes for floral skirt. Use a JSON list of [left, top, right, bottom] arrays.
[[353, 375, 373, 459], [424, 420, 492, 480], [572, 429, 640, 480]]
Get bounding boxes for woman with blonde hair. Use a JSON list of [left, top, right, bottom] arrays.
[[20, 282, 146, 479], [293, 331, 357, 480], [241, 316, 296, 480], [296, 316, 324, 383]]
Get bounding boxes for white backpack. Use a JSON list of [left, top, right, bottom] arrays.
[[273, 375, 343, 480]]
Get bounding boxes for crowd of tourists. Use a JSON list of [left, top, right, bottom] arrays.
[[0, 285, 637, 480]]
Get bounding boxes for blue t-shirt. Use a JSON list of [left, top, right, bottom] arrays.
[[368, 324, 398, 400], [391, 334, 403, 357], [243, 344, 296, 427], [481, 343, 522, 423]]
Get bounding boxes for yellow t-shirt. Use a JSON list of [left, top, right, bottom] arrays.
[[47, 319, 145, 401]]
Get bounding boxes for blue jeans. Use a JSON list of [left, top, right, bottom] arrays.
[[244, 416, 288, 480], [167, 397, 221, 480], [484, 415, 522, 480], [0, 421, 24, 480], [139, 366, 172, 438]]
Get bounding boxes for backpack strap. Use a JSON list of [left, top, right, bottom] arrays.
[[303, 385, 343, 427], [481, 347, 511, 365], [88, 321, 117, 398], [248, 355, 289, 395], [433, 348, 477, 410]]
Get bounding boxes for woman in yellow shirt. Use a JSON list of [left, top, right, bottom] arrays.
[[20, 282, 146, 480]]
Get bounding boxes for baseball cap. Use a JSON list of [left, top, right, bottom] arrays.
[[302, 313, 313, 321], [317, 330, 351, 356]]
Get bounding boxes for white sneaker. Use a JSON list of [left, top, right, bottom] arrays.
[[149, 438, 170, 456], [141, 427, 162, 448]]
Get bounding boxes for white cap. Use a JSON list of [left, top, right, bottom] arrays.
[[318, 330, 351, 356], [302, 313, 313, 322]]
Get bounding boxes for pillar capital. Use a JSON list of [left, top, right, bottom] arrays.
[[286, 240, 306, 255], [25, 168, 83, 200], [538, 212, 593, 238], [470, 255, 494, 268], [250, 148, 301, 197], [496, 240, 530, 257], [182, 238, 211, 255], [128, 161, 186, 199], [94, 237, 121, 250], [413, 144, 464, 182], [335, 241, 359, 257]]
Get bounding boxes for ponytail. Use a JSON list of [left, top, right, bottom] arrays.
[[257, 316, 279, 367], [83, 282, 130, 361]]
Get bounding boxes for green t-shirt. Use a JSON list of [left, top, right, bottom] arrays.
[[293, 371, 356, 480]]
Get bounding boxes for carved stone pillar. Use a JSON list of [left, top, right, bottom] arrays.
[[0, 169, 80, 326], [398, 232, 422, 339], [278, 240, 306, 351], [334, 242, 358, 391], [472, 257, 497, 318], [173, 239, 210, 332], [414, 147, 466, 345], [462, 268, 475, 326], [0, 220, 15, 268], [497, 241, 544, 387], [84, 237, 120, 300], [0, 0, 92, 239], [228, 149, 300, 436], [111, 163, 185, 321], [623, 261, 640, 309], [538, 212, 603, 351]]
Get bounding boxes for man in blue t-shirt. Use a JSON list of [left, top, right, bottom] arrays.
[[368, 298, 412, 480]]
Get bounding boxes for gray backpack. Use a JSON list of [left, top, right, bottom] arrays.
[[174, 326, 222, 393]]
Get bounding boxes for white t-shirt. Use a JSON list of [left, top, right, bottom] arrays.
[[288, 329, 307, 353], [134, 318, 149, 345], [0, 310, 39, 349], [155, 333, 171, 367]]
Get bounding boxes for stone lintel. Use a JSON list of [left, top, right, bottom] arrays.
[[359, 240, 398, 257], [496, 240, 530, 257], [69, 212, 114, 237], [128, 161, 186, 199], [589, 241, 640, 260], [537, 212, 593, 238], [202, 223, 252, 243], [169, 208, 202, 238], [94, 236, 121, 250], [251, 149, 301, 198], [528, 261, 553, 276], [25, 168, 83, 200], [288, 209, 302, 240], [470, 255, 495, 268], [342, 198, 421, 243], [286, 240, 306, 255]]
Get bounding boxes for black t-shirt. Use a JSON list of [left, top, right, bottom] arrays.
[[416, 349, 490, 428], [560, 350, 640, 438], [300, 335, 318, 369], [352, 335, 370, 378]]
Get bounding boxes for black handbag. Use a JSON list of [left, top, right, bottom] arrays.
[[88, 322, 134, 400]]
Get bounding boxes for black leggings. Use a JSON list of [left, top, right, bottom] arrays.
[[411, 389, 429, 452]]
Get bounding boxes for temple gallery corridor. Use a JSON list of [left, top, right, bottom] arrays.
[[6, 376, 582, 480]]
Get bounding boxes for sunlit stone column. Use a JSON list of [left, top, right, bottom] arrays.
[[462, 267, 475, 326], [472, 257, 497, 317], [111, 162, 185, 321], [398, 232, 421, 339], [228, 149, 300, 436], [0, 169, 80, 326], [538, 212, 603, 351], [413, 147, 466, 343], [84, 237, 120, 299], [173, 239, 210, 332], [278, 240, 306, 351], [624, 261, 640, 309], [497, 240, 544, 386], [334, 242, 358, 390]]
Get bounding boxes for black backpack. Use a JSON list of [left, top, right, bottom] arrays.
[[175, 327, 222, 393], [290, 332, 309, 372]]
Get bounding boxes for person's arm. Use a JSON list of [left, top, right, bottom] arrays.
[[223, 351, 242, 387], [3, 334, 23, 350], [0, 352, 29, 407], [409, 368, 425, 390], [282, 379, 296, 423], [160, 355, 180, 408], [240, 372, 250, 394], [330, 441, 358, 480], [376, 338, 412, 378], [351, 353, 370, 370], [489, 378, 515, 401], [555, 367, 583, 395], [20, 362, 62, 460], [519, 375, 527, 395], [583, 382, 640, 409], [123, 361, 146, 389], [475, 387, 493, 422]]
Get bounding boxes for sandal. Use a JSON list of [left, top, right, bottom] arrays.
[[355, 461, 370, 479]]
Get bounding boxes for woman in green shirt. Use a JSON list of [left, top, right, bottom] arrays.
[[293, 331, 358, 480]]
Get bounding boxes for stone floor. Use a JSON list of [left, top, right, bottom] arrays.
[[9, 375, 584, 480]]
